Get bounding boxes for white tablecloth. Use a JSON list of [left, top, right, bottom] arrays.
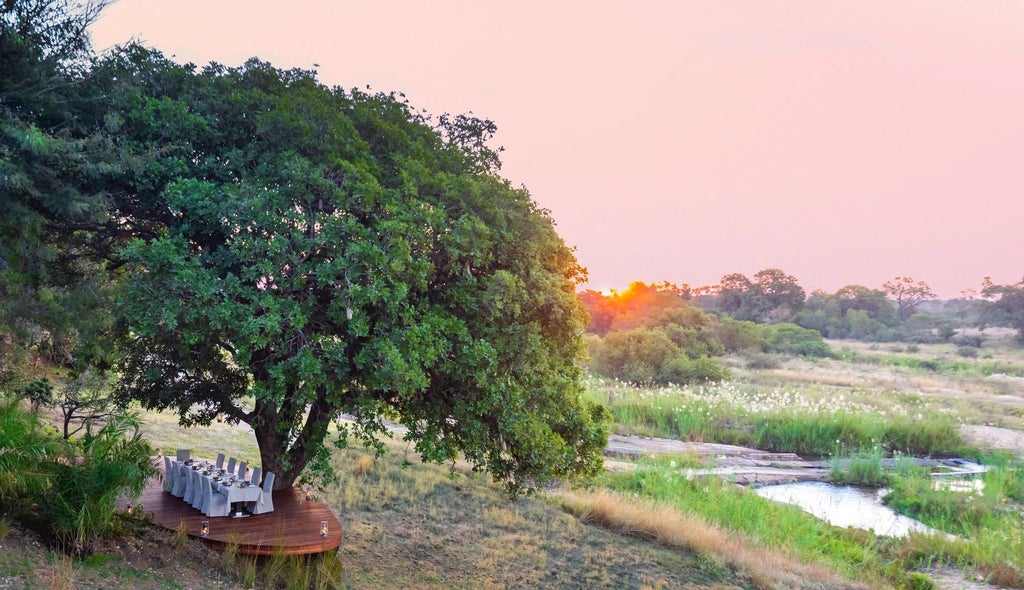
[[178, 463, 262, 515]]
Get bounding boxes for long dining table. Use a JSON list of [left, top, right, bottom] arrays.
[[177, 459, 262, 517]]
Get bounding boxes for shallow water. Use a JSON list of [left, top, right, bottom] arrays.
[[755, 481, 939, 537]]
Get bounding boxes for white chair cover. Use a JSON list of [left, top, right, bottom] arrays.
[[204, 477, 230, 517], [176, 449, 190, 462], [248, 471, 274, 514], [226, 457, 236, 475], [182, 467, 196, 504], [190, 469, 204, 510], [249, 467, 262, 489], [237, 461, 248, 479], [162, 456, 174, 492], [195, 472, 209, 514], [171, 462, 187, 497], [215, 452, 225, 470]]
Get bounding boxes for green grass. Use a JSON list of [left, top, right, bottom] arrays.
[[588, 377, 969, 457], [830, 444, 887, 486], [881, 459, 1024, 587], [601, 458, 896, 586]]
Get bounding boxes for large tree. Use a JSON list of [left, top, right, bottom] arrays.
[[713, 268, 805, 323], [883, 276, 937, 321], [110, 54, 607, 494], [980, 276, 1024, 343], [0, 0, 121, 377]]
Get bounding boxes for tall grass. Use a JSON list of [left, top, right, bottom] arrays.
[[560, 489, 856, 590], [591, 378, 968, 457], [752, 411, 967, 457], [830, 444, 887, 486], [883, 460, 1024, 586], [600, 459, 893, 586]]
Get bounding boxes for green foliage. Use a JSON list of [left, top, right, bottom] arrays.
[[102, 52, 606, 495], [884, 277, 938, 321], [0, 395, 157, 555], [956, 346, 978, 358], [39, 412, 157, 555], [713, 268, 806, 323], [0, 395, 57, 505], [981, 276, 1024, 343], [752, 411, 964, 457], [1, 0, 122, 374], [603, 461, 888, 583], [17, 378, 54, 410], [589, 328, 728, 386], [760, 323, 832, 357], [711, 318, 765, 352], [829, 444, 887, 486]]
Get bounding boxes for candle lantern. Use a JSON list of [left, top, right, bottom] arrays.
[[320, 520, 328, 538], [200, 521, 210, 537]]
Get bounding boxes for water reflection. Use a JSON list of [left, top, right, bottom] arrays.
[[755, 481, 939, 537]]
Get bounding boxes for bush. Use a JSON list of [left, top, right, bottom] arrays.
[[713, 318, 765, 352], [956, 346, 978, 358], [744, 353, 781, 370], [41, 413, 157, 555], [590, 328, 728, 385], [761, 323, 832, 358], [0, 395, 157, 556], [663, 355, 729, 384]]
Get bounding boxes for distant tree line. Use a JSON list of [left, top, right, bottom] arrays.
[[580, 271, 1024, 386]]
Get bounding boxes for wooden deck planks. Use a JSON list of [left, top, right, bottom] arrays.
[[134, 462, 341, 556]]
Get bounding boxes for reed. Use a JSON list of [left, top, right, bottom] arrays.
[[830, 444, 887, 486]]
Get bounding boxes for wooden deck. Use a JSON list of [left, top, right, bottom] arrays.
[[132, 463, 342, 556]]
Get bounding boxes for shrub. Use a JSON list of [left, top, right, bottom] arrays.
[[713, 318, 765, 353], [956, 346, 978, 358], [42, 413, 157, 555], [590, 328, 728, 385], [761, 323, 832, 358], [744, 353, 781, 370]]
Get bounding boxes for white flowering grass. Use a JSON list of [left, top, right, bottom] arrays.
[[583, 374, 967, 456]]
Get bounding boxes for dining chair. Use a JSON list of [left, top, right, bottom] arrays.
[[226, 457, 237, 475], [237, 461, 248, 479], [204, 476, 230, 517], [182, 467, 196, 504], [191, 470, 205, 510], [162, 456, 175, 493], [176, 449, 191, 462], [195, 473, 210, 515], [248, 471, 275, 514], [249, 467, 262, 489], [171, 462, 187, 497], [215, 453, 225, 470]]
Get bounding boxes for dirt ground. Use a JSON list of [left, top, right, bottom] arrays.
[[960, 424, 1024, 457]]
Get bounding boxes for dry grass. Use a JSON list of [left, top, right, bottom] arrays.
[[48, 553, 77, 590], [327, 439, 759, 588], [561, 489, 869, 590], [353, 454, 374, 478]]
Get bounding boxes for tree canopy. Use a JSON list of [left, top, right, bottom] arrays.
[[103, 50, 607, 494]]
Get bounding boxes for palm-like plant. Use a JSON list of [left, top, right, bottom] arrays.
[[42, 412, 157, 554], [0, 395, 57, 507]]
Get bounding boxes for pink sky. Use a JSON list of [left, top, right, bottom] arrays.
[[90, 1, 1024, 299]]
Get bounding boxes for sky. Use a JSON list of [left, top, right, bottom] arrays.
[[89, 1, 1024, 299]]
